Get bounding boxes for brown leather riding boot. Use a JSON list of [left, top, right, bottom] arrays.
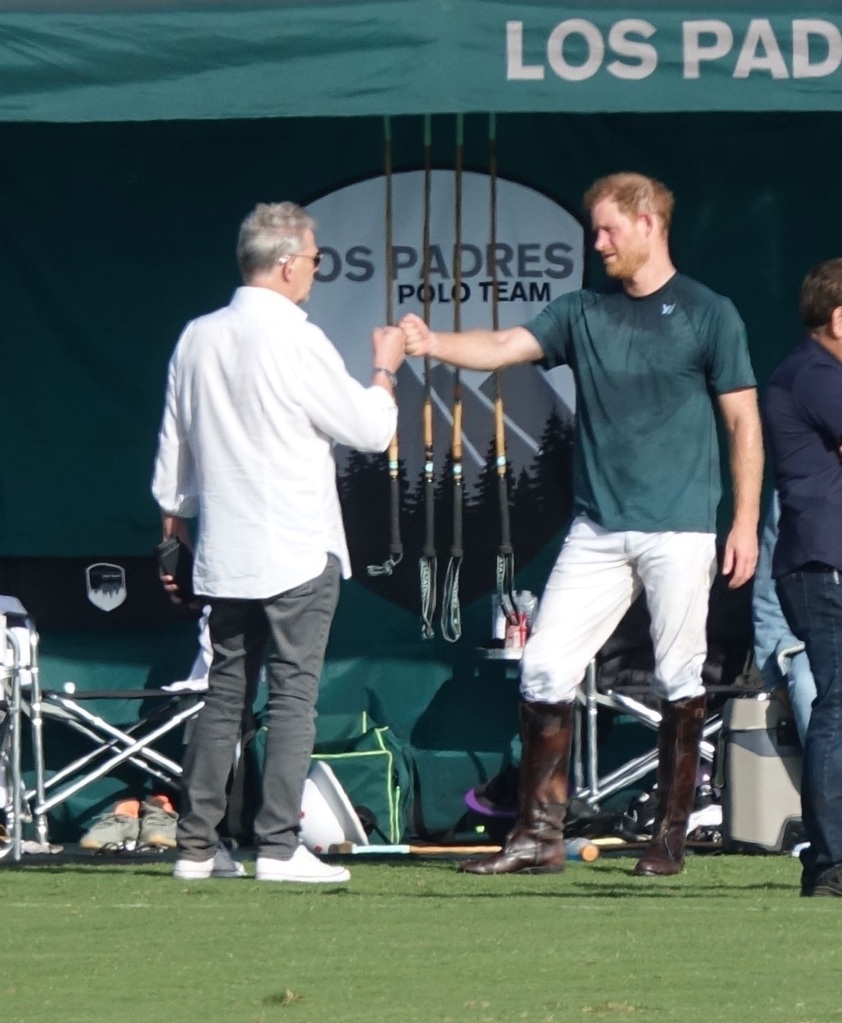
[[461, 701, 573, 875], [633, 694, 706, 877]]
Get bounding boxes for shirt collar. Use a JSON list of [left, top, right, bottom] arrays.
[[230, 285, 309, 322]]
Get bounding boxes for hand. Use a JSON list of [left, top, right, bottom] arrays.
[[160, 570, 200, 609], [398, 313, 433, 357], [159, 515, 195, 606], [160, 572, 183, 604], [721, 521, 759, 589], [372, 325, 406, 374]]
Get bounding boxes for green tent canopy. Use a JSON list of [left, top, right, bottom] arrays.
[[1, 1, 841, 122]]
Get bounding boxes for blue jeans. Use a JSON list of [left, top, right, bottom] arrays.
[[177, 555, 340, 860], [777, 566, 842, 884], [753, 500, 816, 743]]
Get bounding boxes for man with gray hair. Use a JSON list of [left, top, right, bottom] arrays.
[[401, 172, 762, 879], [152, 201, 404, 883]]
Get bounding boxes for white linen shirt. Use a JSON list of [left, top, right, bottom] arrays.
[[151, 286, 397, 598]]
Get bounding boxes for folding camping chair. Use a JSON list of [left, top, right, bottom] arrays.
[[1, 596, 205, 861], [570, 660, 726, 807], [1, 596, 47, 860]]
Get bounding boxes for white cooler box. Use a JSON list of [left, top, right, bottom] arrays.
[[721, 694, 803, 853]]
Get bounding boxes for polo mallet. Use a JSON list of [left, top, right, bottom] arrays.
[[488, 113, 518, 626], [367, 115, 403, 578], [419, 113, 437, 639], [441, 113, 465, 643]]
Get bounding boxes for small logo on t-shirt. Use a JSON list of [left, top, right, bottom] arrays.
[[661, 303, 676, 316]]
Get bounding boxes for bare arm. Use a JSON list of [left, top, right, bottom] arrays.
[[718, 387, 764, 589], [399, 312, 543, 371], [161, 513, 192, 546]]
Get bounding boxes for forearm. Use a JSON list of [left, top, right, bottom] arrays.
[[428, 326, 539, 371], [718, 387, 763, 529], [728, 413, 764, 531], [161, 513, 192, 545]]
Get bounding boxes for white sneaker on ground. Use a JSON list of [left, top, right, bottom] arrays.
[[256, 845, 350, 884], [173, 844, 247, 880]]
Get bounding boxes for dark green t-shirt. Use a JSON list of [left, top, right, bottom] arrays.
[[525, 273, 756, 533]]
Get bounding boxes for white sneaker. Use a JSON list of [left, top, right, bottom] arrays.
[[173, 844, 247, 880], [256, 845, 350, 884]]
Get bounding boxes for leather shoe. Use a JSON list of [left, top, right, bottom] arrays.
[[801, 864, 842, 897]]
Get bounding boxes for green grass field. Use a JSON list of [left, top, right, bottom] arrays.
[[1, 851, 838, 1023]]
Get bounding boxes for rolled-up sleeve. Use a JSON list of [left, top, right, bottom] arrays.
[[296, 327, 397, 452]]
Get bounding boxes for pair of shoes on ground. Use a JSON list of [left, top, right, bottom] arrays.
[[79, 795, 177, 852], [801, 863, 842, 898], [173, 843, 350, 884]]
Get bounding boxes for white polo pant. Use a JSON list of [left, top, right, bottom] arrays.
[[520, 516, 717, 704]]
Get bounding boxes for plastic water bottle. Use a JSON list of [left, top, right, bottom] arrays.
[[565, 837, 600, 862]]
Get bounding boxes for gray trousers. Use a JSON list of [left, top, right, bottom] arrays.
[[177, 555, 340, 861]]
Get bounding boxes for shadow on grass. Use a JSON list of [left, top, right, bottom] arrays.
[[3, 851, 798, 897], [396, 885, 797, 899]]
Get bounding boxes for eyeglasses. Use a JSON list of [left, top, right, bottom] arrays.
[[279, 250, 323, 270]]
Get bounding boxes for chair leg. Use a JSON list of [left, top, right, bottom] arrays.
[[633, 694, 706, 877]]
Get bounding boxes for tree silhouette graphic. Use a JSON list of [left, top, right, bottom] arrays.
[[338, 409, 575, 616]]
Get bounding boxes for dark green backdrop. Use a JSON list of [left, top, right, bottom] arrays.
[[2, 110, 838, 838], [3, 110, 836, 556]]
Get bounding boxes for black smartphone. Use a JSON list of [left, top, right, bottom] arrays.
[[155, 536, 196, 603]]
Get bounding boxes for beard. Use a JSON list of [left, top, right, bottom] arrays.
[[602, 241, 649, 280]]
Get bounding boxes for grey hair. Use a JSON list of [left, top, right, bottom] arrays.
[[236, 202, 317, 281]]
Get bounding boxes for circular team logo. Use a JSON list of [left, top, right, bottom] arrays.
[[306, 171, 585, 612]]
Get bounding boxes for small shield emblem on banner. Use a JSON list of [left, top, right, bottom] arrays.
[[85, 563, 127, 612]]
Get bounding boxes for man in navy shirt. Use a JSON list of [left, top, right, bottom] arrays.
[[764, 257, 842, 897], [401, 173, 762, 878]]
